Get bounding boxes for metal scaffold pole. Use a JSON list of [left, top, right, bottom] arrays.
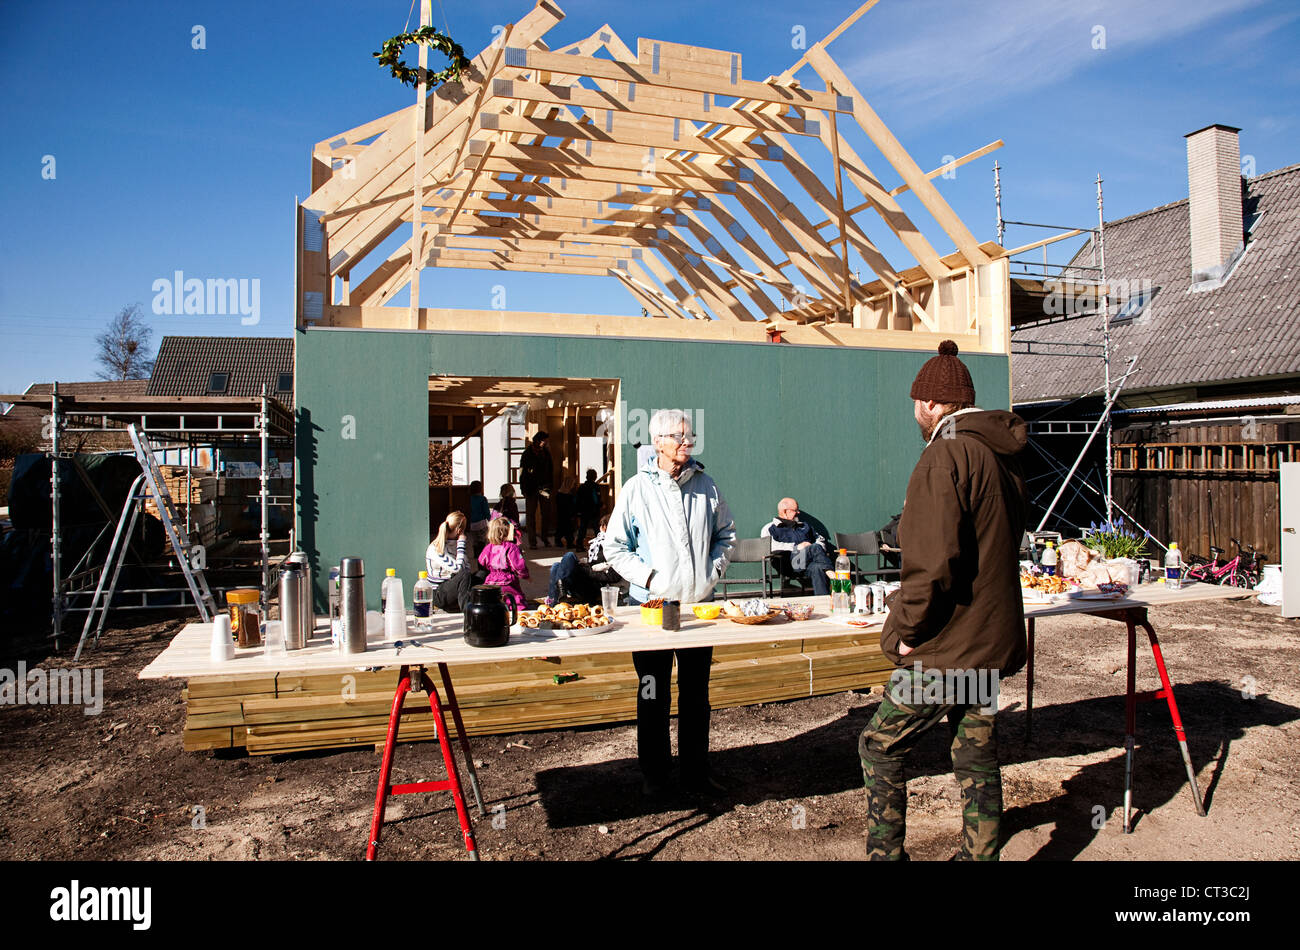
[[994, 160, 1004, 246], [1098, 173, 1114, 524], [50, 382, 61, 649], [261, 386, 270, 615]]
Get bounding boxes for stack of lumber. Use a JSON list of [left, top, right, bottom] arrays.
[[181, 634, 894, 755], [144, 467, 220, 545]]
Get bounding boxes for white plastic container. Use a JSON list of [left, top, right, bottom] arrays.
[[210, 614, 234, 663], [384, 576, 407, 640]]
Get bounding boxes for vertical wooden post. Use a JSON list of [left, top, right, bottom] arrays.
[[409, 0, 432, 328], [828, 86, 854, 319]]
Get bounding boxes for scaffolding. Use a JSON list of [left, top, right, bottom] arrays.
[[999, 168, 1150, 541], [0, 386, 295, 649]]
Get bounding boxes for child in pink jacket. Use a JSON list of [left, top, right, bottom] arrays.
[[478, 516, 530, 609]]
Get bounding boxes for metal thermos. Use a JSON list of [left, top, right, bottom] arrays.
[[279, 563, 308, 651], [286, 551, 314, 642], [339, 557, 367, 654]]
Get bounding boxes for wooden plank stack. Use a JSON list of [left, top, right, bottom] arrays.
[[144, 467, 220, 545], [181, 635, 894, 754]]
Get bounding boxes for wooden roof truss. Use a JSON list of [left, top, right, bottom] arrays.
[[298, 1, 1012, 351]]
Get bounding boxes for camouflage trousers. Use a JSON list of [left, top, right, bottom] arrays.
[[860, 667, 1002, 860]]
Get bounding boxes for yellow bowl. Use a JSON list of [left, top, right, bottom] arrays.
[[640, 605, 663, 626], [691, 604, 721, 620]]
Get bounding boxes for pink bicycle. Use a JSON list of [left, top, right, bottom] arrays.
[[1183, 538, 1260, 588]]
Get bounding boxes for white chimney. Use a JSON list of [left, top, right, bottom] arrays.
[[1185, 124, 1244, 280]]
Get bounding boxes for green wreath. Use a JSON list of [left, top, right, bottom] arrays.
[[374, 26, 471, 88]]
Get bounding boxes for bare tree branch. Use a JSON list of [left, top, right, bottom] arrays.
[[95, 304, 156, 381]]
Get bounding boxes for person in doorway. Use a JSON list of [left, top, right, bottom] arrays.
[[603, 409, 736, 798], [520, 431, 554, 548], [478, 515, 530, 611], [468, 480, 490, 553], [859, 340, 1028, 861], [760, 497, 834, 595], [574, 468, 602, 548], [555, 469, 579, 549], [493, 483, 521, 537]]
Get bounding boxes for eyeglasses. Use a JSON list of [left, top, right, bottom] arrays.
[[658, 432, 696, 445]]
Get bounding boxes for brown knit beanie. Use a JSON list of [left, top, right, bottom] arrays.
[[910, 340, 975, 404]]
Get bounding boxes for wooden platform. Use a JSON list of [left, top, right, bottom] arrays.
[[181, 632, 893, 754]]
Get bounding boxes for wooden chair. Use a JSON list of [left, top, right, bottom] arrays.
[[834, 530, 901, 583], [715, 536, 773, 599]]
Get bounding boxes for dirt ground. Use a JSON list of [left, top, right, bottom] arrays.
[[1, 595, 1297, 861]]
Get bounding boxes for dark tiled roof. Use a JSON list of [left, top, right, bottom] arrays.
[[1012, 163, 1300, 404], [146, 336, 293, 399], [1, 379, 149, 428]]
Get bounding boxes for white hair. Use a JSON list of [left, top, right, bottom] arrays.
[[649, 408, 693, 440]]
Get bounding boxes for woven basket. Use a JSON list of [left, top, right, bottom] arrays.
[[727, 610, 783, 625]]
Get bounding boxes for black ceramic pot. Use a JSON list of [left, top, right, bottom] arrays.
[[463, 585, 516, 647]]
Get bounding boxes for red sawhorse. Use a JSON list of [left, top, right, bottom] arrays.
[[367, 663, 486, 860], [1025, 606, 1206, 834]]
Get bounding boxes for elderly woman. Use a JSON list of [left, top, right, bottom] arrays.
[[603, 409, 736, 797]]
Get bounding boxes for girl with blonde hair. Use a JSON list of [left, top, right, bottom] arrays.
[[426, 511, 471, 587], [478, 515, 530, 609]]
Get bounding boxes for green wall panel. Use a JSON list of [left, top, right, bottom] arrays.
[[296, 328, 1010, 608]]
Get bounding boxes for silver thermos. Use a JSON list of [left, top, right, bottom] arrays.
[[338, 556, 367, 654], [279, 563, 308, 651], [286, 551, 314, 642]]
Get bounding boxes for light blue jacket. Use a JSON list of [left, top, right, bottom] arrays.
[[603, 457, 736, 604]]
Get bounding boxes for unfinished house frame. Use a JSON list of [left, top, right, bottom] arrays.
[[298, 0, 1011, 351], [294, 1, 1024, 615]]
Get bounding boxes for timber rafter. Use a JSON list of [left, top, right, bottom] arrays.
[[298, 0, 1012, 350]]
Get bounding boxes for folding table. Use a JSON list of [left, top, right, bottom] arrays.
[[1022, 583, 1251, 832]]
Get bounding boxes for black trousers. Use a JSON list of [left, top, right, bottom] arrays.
[[431, 566, 485, 612], [632, 647, 714, 784]]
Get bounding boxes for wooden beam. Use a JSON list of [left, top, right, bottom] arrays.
[[804, 44, 990, 268], [503, 47, 852, 113], [888, 140, 1004, 197]]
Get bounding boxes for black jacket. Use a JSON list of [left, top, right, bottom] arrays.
[[520, 445, 553, 496]]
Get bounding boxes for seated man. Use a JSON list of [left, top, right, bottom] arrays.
[[760, 497, 833, 596]]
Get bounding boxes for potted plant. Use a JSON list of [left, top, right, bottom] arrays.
[[1082, 518, 1149, 583]]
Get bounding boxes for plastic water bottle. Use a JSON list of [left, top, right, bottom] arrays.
[[1041, 540, 1057, 577], [384, 575, 406, 640], [832, 549, 851, 614], [381, 568, 397, 613], [413, 571, 435, 626], [1165, 543, 1183, 590]]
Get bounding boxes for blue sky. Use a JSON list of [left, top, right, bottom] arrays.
[[2, 0, 1298, 395]]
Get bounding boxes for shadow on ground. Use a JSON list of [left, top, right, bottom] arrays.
[[532, 681, 1297, 859]]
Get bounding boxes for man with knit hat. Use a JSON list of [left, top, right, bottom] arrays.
[[860, 340, 1029, 860]]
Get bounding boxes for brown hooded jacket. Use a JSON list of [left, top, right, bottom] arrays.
[[880, 408, 1029, 675]]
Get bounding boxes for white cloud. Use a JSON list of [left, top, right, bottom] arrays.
[[840, 0, 1268, 118]]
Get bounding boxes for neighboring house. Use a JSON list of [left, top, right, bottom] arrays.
[[0, 379, 150, 453], [1012, 125, 1299, 560], [147, 336, 293, 401]]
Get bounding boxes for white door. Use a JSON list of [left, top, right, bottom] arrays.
[[1282, 463, 1299, 618]]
